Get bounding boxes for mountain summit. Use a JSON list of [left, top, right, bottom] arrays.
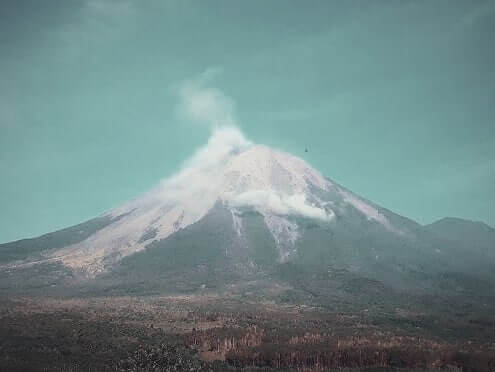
[[1, 128, 494, 299]]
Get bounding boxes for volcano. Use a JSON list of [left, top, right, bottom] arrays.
[[1, 128, 494, 300]]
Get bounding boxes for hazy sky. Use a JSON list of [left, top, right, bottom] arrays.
[[1, 0, 494, 243]]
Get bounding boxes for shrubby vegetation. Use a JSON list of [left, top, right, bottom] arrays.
[[0, 296, 492, 371]]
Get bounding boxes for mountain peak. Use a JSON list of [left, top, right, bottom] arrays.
[[427, 216, 495, 235], [222, 144, 330, 196]]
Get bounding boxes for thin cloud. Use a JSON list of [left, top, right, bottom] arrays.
[[461, 2, 495, 26], [85, 0, 134, 18], [54, 0, 135, 62]]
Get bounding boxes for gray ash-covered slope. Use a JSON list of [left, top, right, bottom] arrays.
[[1, 131, 494, 298]]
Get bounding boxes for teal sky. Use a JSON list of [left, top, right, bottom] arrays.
[[1, 0, 494, 243]]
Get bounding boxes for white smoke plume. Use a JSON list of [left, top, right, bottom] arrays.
[[178, 67, 236, 129], [229, 190, 331, 221], [157, 69, 331, 222]]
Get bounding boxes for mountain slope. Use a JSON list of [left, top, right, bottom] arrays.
[[1, 130, 494, 300], [18, 138, 413, 276], [0, 214, 126, 264], [426, 217, 495, 252]]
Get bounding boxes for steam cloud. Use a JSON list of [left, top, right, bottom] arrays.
[[229, 190, 330, 221], [159, 69, 330, 222], [178, 67, 236, 129]]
